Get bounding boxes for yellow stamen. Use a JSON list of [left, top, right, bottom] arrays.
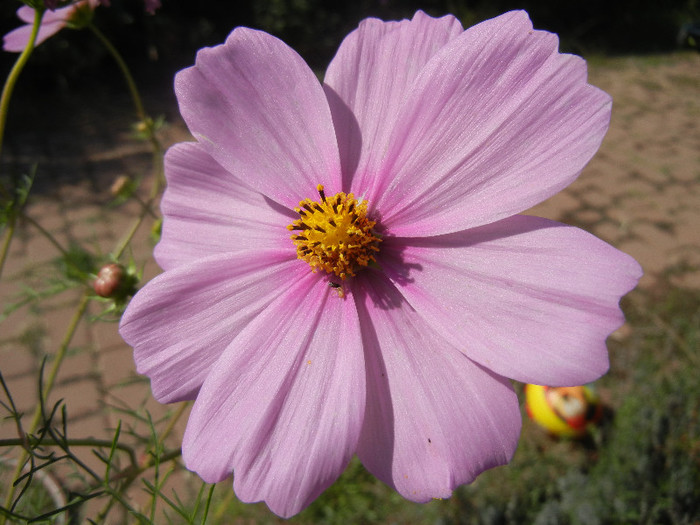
[[288, 185, 381, 279]]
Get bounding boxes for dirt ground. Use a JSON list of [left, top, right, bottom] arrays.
[[1, 51, 699, 520], [530, 52, 700, 291]]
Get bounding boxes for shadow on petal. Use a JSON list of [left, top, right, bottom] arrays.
[[324, 84, 362, 193]]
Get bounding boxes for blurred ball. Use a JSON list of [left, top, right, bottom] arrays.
[[525, 384, 602, 437]]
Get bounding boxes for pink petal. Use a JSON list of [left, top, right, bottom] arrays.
[[174, 27, 342, 208], [3, 19, 65, 52], [17, 5, 75, 24], [372, 11, 611, 236], [119, 251, 302, 403], [323, 10, 462, 192], [156, 142, 293, 271], [385, 215, 642, 386], [182, 275, 365, 518], [5, 3, 87, 52], [17, 6, 39, 23], [354, 271, 520, 501]]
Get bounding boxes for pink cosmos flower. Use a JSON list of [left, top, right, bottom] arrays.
[[119, 10, 642, 518], [3, 0, 98, 53]]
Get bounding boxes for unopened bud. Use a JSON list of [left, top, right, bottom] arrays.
[[94, 263, 124, 298]]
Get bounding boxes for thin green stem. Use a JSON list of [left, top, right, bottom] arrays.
[[0, 219, 15, 282], [3, 18, 171, 525], [94, 448, 182, 523], [40, 292, 90, 402], [0, 12, 47, 523], [88, 24, 147, 125], [0, 9, 44, 289], [1, 292, 90, 521], [0, 8, 44, 200], [131, 191, 159, 219], [22, 213, 69, 257], [0, 437, 138, 468], [112, 192, 157, 260], [157, 402, 188, 449], [89, 21, 165, 261]]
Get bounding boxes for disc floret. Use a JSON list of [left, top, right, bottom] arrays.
[[288, 185, 381, 279]]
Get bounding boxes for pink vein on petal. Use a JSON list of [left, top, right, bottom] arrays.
[[175, 27, 342, 207], [374, 11, 611, 236], [324, 10, 463, 196], [387, 215, 643, 386], [354, 271, 520, 501], [182, 275, 365, 518], [156, 142, 293, 271], [119, 251, 302, 403]]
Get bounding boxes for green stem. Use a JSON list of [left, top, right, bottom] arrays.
[[0, 8, 44, 200], [89, 22, 165, 261], [0, 9, 44, 288], [94, 448, 182, 523], [1, 292, 90, 521], [88, 24, 146, 125], [132, 191, 159, 219], [0, 437, 138, 468], [157, 402, 188, 449], [40, 293, 90, 402], [0, 218, 15, 282], [22, 213, 69, 257], [112, 191, 158, 260]]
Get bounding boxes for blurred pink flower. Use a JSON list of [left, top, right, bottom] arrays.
[[3, 0, 159, 52], [3, 0, 98, 53], [143, 0, 160, 15], [120, 11, 642, 517]]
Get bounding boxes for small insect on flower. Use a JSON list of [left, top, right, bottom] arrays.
[[328, 281, 345, 298]]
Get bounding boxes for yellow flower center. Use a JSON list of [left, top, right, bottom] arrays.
[[288, 184, 381, 280]]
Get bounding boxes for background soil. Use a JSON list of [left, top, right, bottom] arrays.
[[1, 50, 699, 521]]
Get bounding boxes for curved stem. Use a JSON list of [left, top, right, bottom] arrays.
[[112, 139, 164, 260], [0, 437, 138, 468], [88, 23, 147, 126], [88, 22, 164, 260], [0, 8, 44, 200], [2, 292, 90, 521], [0, 9, 44, 289]]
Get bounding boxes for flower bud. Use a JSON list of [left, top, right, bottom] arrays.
[[93, 263, 124, 298]]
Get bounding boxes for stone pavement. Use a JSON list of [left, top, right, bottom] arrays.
[[1, 51, 699, 521], [0, 85, 195, 520]]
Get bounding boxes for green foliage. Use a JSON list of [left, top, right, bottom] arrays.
[[2, 1, 699, 522], [0, 172, 33, 230], [451, 288, 700, 525], [56, 243, 96, 284]]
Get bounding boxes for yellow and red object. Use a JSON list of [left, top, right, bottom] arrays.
[[524, 384, 602, 437]]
